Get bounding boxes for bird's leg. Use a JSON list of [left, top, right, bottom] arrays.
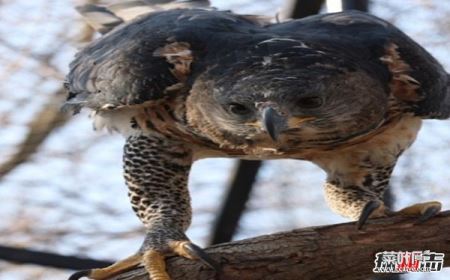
[[324, 180, 388, 229], [315, 117, 444, 229], [69, 135, 218, 280], [323, 163, 442, 229]]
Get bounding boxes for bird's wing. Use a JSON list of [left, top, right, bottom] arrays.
[[64, 8, 264, 114], [75, 4, 123, 34], [76, 0, 211, 34], [269, 10, 450, 119]]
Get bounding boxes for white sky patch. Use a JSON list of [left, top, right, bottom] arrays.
[[326, 0, 343, 12]]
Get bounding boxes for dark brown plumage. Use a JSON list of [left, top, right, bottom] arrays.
[[65, 2, 449, 280]]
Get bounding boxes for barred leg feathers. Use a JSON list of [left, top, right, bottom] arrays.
[[69, 134, 218, 280]]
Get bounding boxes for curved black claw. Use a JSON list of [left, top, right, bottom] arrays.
[[184, 243, 221, 272], [68, 270, 91, 280], [416, 205, 440, 224], [357, 200, 381, 230]]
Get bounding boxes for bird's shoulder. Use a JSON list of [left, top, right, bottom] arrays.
[[64, 9, 265, 113], [270, 10, 449, 119]]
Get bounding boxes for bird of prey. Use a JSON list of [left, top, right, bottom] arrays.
[[65, 1, 449, 279]]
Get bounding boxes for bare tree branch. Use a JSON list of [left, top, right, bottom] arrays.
[[0, 37, 64, 80], [0, 90, 69, 178], [109, 212, 450, 280], [0, 0, 99, 180]]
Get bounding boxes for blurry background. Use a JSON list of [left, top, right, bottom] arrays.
[[0, 0, 449, 279]]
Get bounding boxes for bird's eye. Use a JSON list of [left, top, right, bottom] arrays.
[[297, 96, 323, 109], [228, 103, 251, 115]]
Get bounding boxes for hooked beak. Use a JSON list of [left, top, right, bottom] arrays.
[[262, 107, 286, 141]]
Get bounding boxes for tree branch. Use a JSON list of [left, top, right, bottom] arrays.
[[109, 211, 450, 280], [0, 90, 68, 178], [209, 160, 262, 245], [0, 0, 100, 180]]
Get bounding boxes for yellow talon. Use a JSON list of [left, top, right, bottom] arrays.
[[396, 201, 442, 216], [69, 242, 218, 280], [143, 250, 171, 280], [69, 253, 141, 280], [169, 241, 194, 259]]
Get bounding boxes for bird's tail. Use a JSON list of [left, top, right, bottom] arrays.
[[76, 0, 211, 34]]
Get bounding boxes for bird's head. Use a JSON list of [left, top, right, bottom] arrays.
[[186, 48, 390, 153]]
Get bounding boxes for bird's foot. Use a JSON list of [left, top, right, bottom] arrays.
[[357, 200, 442, 229], [394, 201, 442, 224], [68, 254, 141, 280], [68, 235, 219, 280], [142, 241, 218, 280]]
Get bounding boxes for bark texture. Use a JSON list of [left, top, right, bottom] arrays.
[[111, 211, 450, 280]]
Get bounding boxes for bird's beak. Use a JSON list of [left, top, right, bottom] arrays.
[[261, 107, 286, 141]]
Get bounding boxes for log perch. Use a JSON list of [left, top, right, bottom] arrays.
[[111, 211, 450, 280]]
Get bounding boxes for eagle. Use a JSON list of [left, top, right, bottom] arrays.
[[65, 1, 450, 279]]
